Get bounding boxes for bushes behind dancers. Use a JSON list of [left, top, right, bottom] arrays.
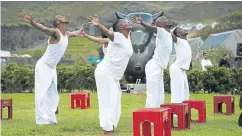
[[1, 64, 242, 94]]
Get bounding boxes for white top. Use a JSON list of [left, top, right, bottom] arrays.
[[152, 27, 173, 69], [174, 37, 192, 70], [102, 45, 107, 55], [41, 29, 68, 68], [97, 32, 133, 80], [201, 59, 213, 71]]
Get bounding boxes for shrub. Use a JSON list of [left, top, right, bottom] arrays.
[[1, 64, 241, 94], [1, 64, 34, 93], [187, 69, 204, 93]]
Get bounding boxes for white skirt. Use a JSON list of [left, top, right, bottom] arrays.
[[35, 59, 59, 125], [170, 63, 189, 103], [95, 65, 122, 131], [145, 59, 165, 108]]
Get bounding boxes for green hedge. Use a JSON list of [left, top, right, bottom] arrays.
[[1, 64, 242, 93], [1, 64, 34, 93], [1, 63, 96, 93], [56, 63, 96, 93]]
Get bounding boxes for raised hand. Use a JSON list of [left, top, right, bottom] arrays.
[[79, 24, 86, 37], [19, 12, 33, 23], [132, 14, 142, 24], [87, 14, 99, 26]]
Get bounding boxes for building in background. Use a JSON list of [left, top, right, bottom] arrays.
[[201, 29, 242, 57]]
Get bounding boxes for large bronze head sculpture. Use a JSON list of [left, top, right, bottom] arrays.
[[114, 11, 164, 83]]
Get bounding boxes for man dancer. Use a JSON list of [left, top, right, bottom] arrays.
[[132, 14, 173, 108], [19, 12, 81, 125], [170, 27, 192, 103], [87, 14, 133, 135]]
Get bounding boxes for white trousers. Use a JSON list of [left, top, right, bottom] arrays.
[[145, 59, 164, 108], [170, 63, 189, 103], [94, 66, 122, 131], [35, 59, 59, 125]]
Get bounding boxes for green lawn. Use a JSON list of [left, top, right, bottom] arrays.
[[1, 92, 242, 136]]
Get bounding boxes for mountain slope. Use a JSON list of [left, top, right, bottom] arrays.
[[2, 1, 242, 58], [2, 1, 242, 27]]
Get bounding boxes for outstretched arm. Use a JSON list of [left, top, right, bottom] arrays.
[[67, 24, 90, 38], [66, 31, 80, 38], [87, 14, 114, 41], [19, 12, 57, 36], [140, 21, 157, 33], [97, 23, 114, 41], [132, 14, 157, 33], [84, 34, 109, 44], [78, 24, 109, 44]]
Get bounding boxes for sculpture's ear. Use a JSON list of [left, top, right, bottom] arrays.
[[115, 11, 127, 19], [152, 11, 164, 22]]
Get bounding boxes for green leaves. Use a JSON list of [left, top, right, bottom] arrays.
[[1, 64, 242, 94], [56, 63, 96, 93], [1, 63, 95, 93], [164, 66, 241, 94], [1, 64, 34, 93]]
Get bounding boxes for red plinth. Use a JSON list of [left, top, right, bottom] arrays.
[[213, 95, 234, 115], [160, 103, 190, 130], [1, 99, 12, 120], [182, 100, 206, 123], [71, 92, 90, 109], [133, 108, 171, 136]]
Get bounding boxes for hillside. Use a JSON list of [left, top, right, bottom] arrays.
[[12, 37, 101, 60], [2, 1, 242, 27], [1, 1, 242, 60], [1, 1, 180, 28], [166, 1, 242, 23]]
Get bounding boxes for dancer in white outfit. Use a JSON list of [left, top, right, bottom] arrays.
[[87, 14, 133, 135], [19, 12, 82, 125], [132, 14, 173, 108], [170, 27, 192, 103]]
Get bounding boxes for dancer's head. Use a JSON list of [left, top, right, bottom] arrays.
[[173, 27, 188, 40], [112, 19, 132, 33], [155, 16, 173, 29], [53, 15, 69, 29]]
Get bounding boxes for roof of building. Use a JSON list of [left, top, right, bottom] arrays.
[[201, 29, 242, 50]]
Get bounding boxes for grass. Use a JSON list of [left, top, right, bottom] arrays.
[[1, 92, 242, 136], [203, 18, 214, 25], [67, 37, 100, 59]]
